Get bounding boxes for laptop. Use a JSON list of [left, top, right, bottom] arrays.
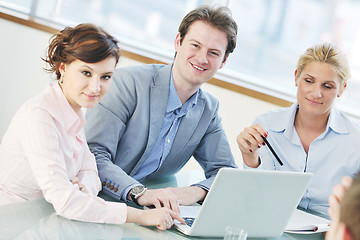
[[174, 168, 312, 238]]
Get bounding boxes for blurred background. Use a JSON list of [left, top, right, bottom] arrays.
[[1, 0, 359, 117]]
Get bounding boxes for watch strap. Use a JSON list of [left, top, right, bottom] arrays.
[[130, 186, 147, 206], [130, 193, 140, 205]]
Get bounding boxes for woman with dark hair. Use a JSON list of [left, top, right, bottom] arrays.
[[0, 23, 184, 230]]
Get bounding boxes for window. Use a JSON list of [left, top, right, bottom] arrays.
[[0, 0, 31, 14], [1, 0, 359, 119], [228, 0, 360, 119]]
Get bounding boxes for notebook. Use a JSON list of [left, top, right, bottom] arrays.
[[285, 209, 330, 234], [174, 168, 312, 238]]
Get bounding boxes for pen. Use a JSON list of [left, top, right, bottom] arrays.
[[261, 135, 283, 166]]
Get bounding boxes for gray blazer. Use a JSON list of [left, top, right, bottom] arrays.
[[85, 63, 236, 200]]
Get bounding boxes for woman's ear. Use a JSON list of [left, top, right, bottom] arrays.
[[337, 83, 347, 98], [295, 69, 299, 87], [342, 83, 347, 93], [59, 62, 66, 75]]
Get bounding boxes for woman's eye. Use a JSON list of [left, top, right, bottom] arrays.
[[102, 75, 112, 80], [323, 84, 333, 89], [192, 44, 199, 48], [82, 71, 91, 76], [304, 78, 313, 83]]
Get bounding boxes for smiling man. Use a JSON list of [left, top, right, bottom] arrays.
[[85, 5, 238, 218]]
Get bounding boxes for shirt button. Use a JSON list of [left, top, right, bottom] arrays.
[[167, 139, 170, 143]]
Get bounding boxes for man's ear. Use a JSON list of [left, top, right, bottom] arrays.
[[174, 32, 181, 51], [219, 54, 229, 69], [337, 223, 353, 240], [343, 224, 353, 240]]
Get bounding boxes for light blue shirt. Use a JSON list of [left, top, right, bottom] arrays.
[[248, 103, 360, 215], [122, 76, 198, 200]]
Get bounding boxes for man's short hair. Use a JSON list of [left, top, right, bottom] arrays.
[[178, 5, 238, 61], [340, 172, 360, 240]]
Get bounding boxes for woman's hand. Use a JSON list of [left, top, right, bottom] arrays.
[[70, 176, 88, 193], [236, 123, 267, 168], [127, 206, 186, 230]]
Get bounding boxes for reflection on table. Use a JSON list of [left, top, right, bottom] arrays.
[[0, 171, 325, 240]]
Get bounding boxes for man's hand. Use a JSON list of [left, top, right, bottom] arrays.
[[136, 188, 181, 214], [328, 176, 353, 221], [168, 186, 207, 206], [136, 186, 207, 214]]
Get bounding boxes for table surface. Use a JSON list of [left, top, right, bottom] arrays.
[[0, 171, 325, 240]]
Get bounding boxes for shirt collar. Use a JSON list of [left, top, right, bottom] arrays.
[[270, 102, 349, 137], [166, 74, 199, 114], [268, 103, 297, 133], [326, 106, 350, 134], [50, 82, 86, 135]]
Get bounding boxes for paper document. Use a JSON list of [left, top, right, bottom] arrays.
[[285, 209, 331, 234]]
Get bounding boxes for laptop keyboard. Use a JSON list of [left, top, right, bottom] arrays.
[[183, 217, 195, 227]]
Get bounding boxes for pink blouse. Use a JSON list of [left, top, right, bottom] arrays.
[[0, 82, 127, 224]]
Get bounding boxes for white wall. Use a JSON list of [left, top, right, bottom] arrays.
[[0, 18, 280, 168], [1, 18, 50, 139]]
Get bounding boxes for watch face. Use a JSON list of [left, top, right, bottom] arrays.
[[131, 186, 144, 195]]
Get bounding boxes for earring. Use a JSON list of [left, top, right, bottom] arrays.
[[60, 75, 64, 84]]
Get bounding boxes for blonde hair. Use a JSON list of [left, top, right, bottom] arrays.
[[296, 43, 350, 90]]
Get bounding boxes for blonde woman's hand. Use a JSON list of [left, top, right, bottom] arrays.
[[236, 123, 267, 168]]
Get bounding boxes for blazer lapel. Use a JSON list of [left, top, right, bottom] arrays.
[[130, 65, 171, 175], [148, 83, 168, 148]]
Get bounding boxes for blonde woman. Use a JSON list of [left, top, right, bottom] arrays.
[[237, 43, 360, 215]]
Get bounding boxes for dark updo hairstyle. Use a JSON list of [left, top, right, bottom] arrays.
[[43, 23, 120, 79]]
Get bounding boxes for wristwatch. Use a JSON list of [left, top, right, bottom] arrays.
[[129, 185, 147, 205]]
